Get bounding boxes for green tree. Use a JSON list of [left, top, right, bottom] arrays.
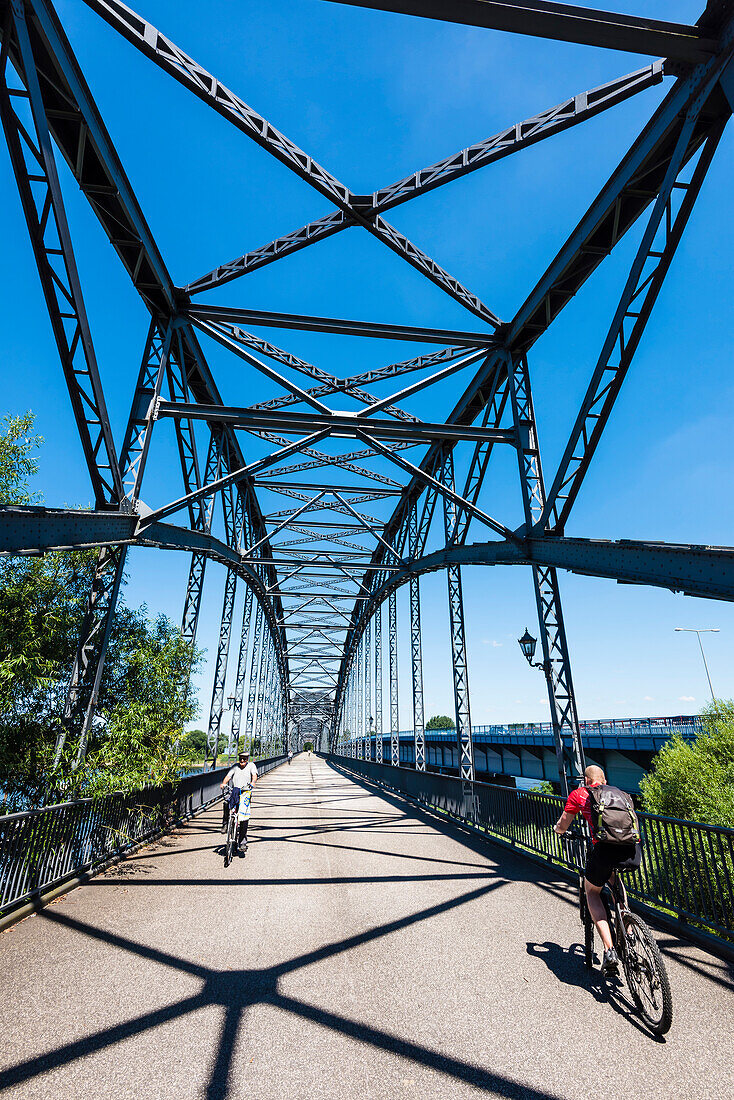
[[640, 701, 734, 827], [79, 615, 201, 797], [426, 714, 455, 730], [0, 413, 203, 810], [0, 411, 42, 505], [185, 729, 209, 759]]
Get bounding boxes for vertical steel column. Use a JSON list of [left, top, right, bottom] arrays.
[[63, 546, 126, 770], [59, 320, 174, 767], [365, 617, 372, 761], [228, 585, 254, 758], [508, 353, 585, 794], [389, 591, 399, 766], [245, 601, 264, 748], [374, 603, 383, 763], [409, 507, 426, 772], [207, 565, 237, 769], [181, 433, 220, 648], [255, 634, 271, 755], [357, 634, 364, 760], [441, 452, 475, 812]]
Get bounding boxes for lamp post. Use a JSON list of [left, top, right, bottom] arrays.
[[674, 628, 719, 705], [369, 715, 374, 762]]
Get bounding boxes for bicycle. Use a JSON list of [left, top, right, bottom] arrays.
[[562, 830, 673, 1036], [222, 783, 251, 868]]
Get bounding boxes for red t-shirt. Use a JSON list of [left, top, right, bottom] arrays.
[[564, 783, 601, 844]]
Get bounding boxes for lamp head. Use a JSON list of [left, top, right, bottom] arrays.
[[518, 628, 537, 663]]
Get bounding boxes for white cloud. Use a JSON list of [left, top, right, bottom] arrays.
[[481, 639, 503, 647], [679, 695, 695, 702], [643, 695, 654, 702]]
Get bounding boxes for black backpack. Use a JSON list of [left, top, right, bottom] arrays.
[[587, 784, 640, 845]]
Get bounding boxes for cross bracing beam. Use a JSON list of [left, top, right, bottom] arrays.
[[187, 60, 664, 295], [319, 1, 718, 62], [250, 346, 481, 416], [186, 306, 493, 346], [194, 319, 424, 424], [82, 0, 500, 325], [255, 482, 404, 497], [155, 399, 516, 446]]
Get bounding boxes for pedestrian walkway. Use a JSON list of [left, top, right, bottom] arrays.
[[1, 755, 732, 1099]]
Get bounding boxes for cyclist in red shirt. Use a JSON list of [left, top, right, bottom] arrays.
[[554, 764, 639, 976]]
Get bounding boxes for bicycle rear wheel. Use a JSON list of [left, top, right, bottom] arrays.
[[622, 913, 673, 1035]]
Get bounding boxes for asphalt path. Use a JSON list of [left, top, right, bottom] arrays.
[[1, 754, 732, 1099]]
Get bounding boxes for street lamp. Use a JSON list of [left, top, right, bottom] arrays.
[[674, 628, 719, 703], [369, 715, 374, 762], [518, 628, 549, 673]]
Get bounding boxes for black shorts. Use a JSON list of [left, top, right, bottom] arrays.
[[585, 841, 640, 888]]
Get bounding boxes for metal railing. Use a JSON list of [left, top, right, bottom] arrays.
[[328, 755, 734, 948], [362, 714, 702, 744], [0, 754, 287, 918]]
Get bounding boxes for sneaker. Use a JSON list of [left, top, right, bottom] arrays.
[[237, 845, 247, 857], [601, 948, 620, 976]]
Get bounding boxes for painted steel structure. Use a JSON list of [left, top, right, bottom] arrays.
[[1, 0, 733, 791]]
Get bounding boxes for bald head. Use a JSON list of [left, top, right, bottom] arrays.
[[585, 765, 606, 785]]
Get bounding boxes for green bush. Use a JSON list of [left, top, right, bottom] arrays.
[[426, 714, 455, 730], [640, 701, 734, 827]]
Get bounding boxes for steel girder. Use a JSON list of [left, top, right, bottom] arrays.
[[318, 2, 718, 62], [7, 506, 734, 605]]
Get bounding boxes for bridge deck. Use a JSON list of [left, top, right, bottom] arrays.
[[1, 756, 732, 1100]]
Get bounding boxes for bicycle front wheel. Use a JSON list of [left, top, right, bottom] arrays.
[[622, 913, 673, 1035], [224, 819, 236, 868]]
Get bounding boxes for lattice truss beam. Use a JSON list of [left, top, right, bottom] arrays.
[[1, 0, 732, 784]]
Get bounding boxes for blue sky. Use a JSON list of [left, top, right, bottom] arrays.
[[2, 0, 732, 728]]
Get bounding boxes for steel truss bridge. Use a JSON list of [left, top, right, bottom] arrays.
[[1, 0, 732, 794]]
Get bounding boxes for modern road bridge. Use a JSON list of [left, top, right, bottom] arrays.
[[1, 756, 732, 1100], [1, 0, 733, 794]]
